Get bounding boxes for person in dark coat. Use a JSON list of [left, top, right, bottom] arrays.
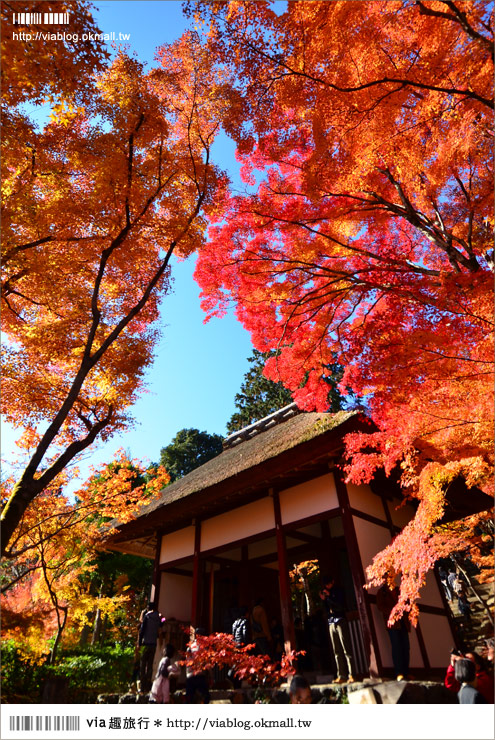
[[319, 576, 355, 683], [185, 627, 210, 704], [376, 583, 410, 681], [138, 602, 163, 693], [455, 658, 487, 704], [232, 606, 250, 648], [438, 566, 452, 602]]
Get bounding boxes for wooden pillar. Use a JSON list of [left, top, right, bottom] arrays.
[[191, 520, 202, 626], [208, 563, 215, 633], [151, 530, 162, 608], [414, 619, 430, 670], [271, 488, 296, 652], [333, 467, 381, 678], [379, 492, 396, 535]]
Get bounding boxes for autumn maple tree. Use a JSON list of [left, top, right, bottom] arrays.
[[180, 631, 302, 688], [191, 0, 494, 619], [1, 452, 169, 662], [1, 0, 109, 112], [1, 5, 228, 554]]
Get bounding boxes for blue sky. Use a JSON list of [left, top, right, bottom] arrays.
[[2, 1, 258, 481]]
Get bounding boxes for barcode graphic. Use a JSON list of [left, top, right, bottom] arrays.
[[9, 715, 80, 731], [13, 12, 70, 24]]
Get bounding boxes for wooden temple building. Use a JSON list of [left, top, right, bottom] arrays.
[[105, 405, 488, 679]]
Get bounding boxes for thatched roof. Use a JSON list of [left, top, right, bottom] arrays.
[[104, 409, 363, 558], [104, 404, 492, 560], [140, 409, 355, 514]]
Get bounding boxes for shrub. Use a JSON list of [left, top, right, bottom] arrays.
[[1, 640, 49, 703], [48, 644, 135, 700], [1, 641, 134, 703]]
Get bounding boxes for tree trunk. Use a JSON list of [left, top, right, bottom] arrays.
[[0, 477, 41, 557], [49, 607, 68, 664], [99, 614, 109, 645], [79, 615, 94, 647], [91, 608, 102, 645]]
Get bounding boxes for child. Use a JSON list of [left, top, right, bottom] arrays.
[[185, 627, 210, 704], [150, 643, 178, 704]]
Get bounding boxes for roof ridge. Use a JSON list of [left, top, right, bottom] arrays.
[[222, 402, 301, 449]]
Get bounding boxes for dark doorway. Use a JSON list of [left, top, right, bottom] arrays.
[[209, 561, 281, 635], [285, 518, 359, 675]]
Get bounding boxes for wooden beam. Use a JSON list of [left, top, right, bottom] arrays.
[[272, 489, 296, 653], [414, 620, 431, 671], [284, 530, 322, 545], [349, 508, 390, 529], [333, 467, 382, 678], [205, 553, 240, 566], [165, 567, 193, 577], [251, 540, 318, 567], [151, 530, 162, 607]]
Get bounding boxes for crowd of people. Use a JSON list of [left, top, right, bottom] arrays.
[[129, 563, 494, 705], [438, 566, 473, 624]]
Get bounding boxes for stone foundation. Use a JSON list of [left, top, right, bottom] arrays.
[[96, 679, 456, 705]]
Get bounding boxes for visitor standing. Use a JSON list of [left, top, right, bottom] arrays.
[[453, 574, 472, 624], [447, 569, 457, 597], [232, 606, 250, 648], [138, 602, 163, 693], [185, 627, 210, 704], [251, 597, 272, 656], [319, 576, 355, 684], [438, 566, 452, 602], [376, 582, 410, 681], [128, 640, 142, 694]]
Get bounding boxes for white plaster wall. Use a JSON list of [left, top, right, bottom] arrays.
[[280, 473, 338, 525], [200, 497, 275, 553], [353, 516, 393, 572], [418, 571, 444, 609], [346, 483, 388, 522], [387, 500, 415, 529], [159, 526, 195, 565], [371, 604, 424, 670], [417, 612, 455, 668], [159, 572, 192, 622]]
